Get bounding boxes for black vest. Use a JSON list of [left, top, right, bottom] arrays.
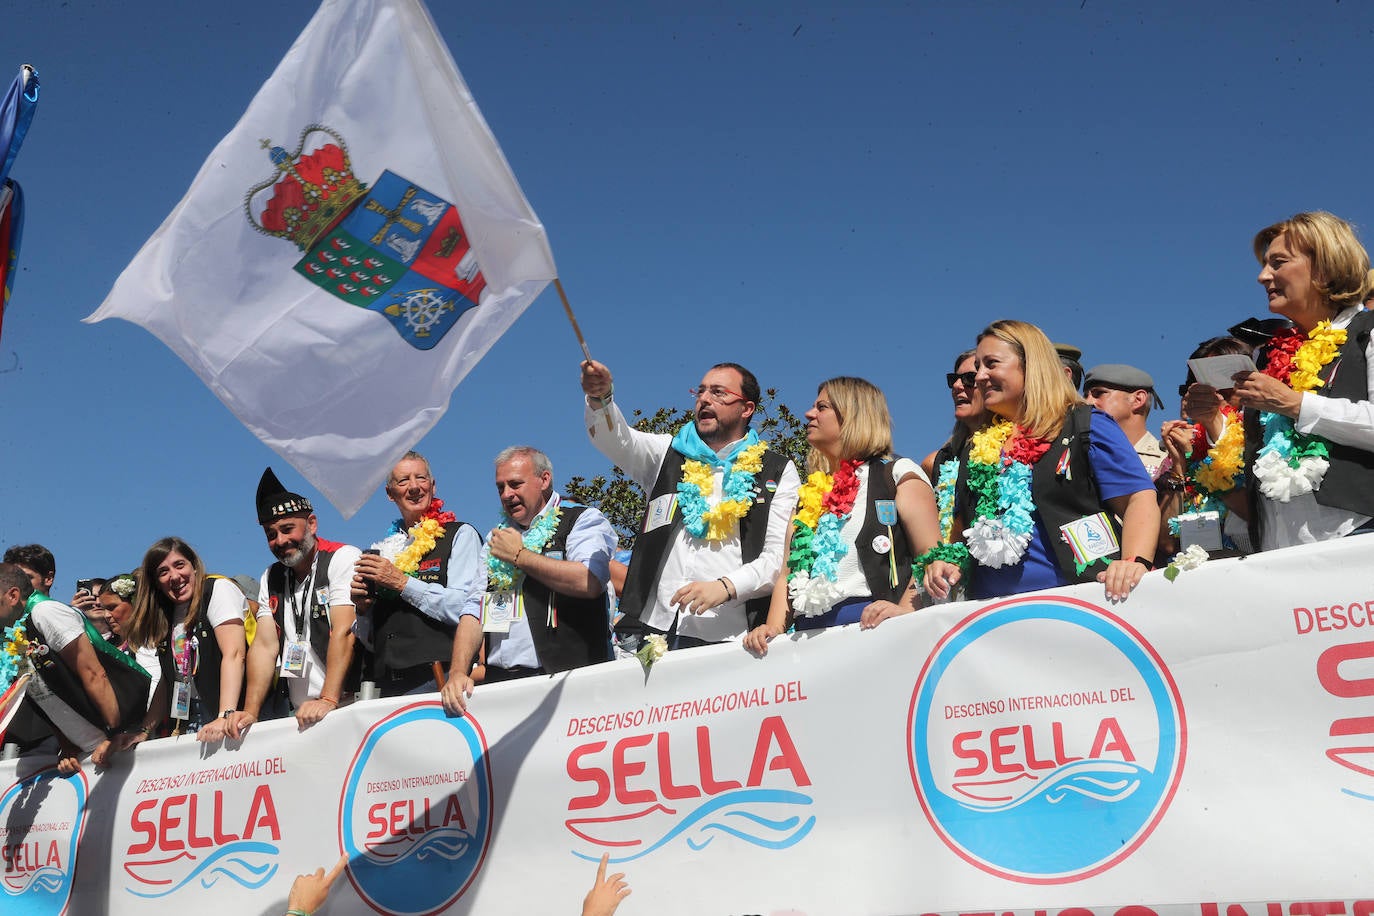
[[956, 406, 1123, 588], [1245, 311, 1374, 547], [28, 604, 150, 734], [849, 457, 915, 603], [618, 446, 792, 635], [501, 505, 612, 673], [189, 577, 246, 712], [373, 522, 472, 673]]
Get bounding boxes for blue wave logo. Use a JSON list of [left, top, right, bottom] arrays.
[[340, 703, 492, 916], [908, 597, 1186, 883], [569, 788, 815, 863], [124, 841, 279, 898], [2, 866, 65, 896]]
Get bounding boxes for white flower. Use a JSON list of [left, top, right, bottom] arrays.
[[371, 531, 409, 562], [109, 576, 137, 599], [964, 518, 1033, 569], [636, 633, 668, 672], [1174, 544, 1210, 571], [788, 570, 845, 617], [1253, 451, 1328, 503]]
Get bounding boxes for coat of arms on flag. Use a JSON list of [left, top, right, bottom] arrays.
[[245, 124, 487, 350]]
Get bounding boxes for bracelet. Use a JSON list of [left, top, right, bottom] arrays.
[[318, 696, 339, 707], [1125, 555, 1156, 571], [286, 909, 311, 916], [717, 577, 735, 600], [513, 547, 526, 567], [588, 386, 614, 407], [912, 543, 971, 583]]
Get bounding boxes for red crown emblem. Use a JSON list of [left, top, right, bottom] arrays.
[[244, 125, 369, 252]]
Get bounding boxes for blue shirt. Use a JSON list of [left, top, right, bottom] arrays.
[[973, 409, 1154, 600]]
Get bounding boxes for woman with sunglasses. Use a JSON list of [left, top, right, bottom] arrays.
[[743, 376, 939, 654], [1230, 212, 1374, 550], [923, 320, 1160, 603], [920, 350, 984, 482]]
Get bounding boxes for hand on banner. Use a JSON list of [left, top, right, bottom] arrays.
[[582, 853, 632, 916], [441, 671, 475, 717], [227, 710, 257, 740], [1096, 558, 1149, 603], [859, 599, 909, 630], [288, 855, 348, 916], [580, 360, 614, 401], [89, 739, 116, 769], [56, 738, 81, 775], [671, 579, 730, 615], [743, 622, 783, 657], [197, 716, 229, 743], [354, 554, 408, 595], [295, 698, 334, 730], [923, 560, 962, 601]]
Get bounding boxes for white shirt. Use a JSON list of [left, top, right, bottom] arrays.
[[27, 599, 117, 753], [259, 544, 361, 706], [585, 398, 800, 642], [1263, 305, 1374, 549]]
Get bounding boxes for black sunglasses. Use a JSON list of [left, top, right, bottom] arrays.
[[946, 371, 977, 389]]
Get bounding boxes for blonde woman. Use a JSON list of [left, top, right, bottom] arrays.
[[744, 377, 939, 655], [923, 320, 1160, 603]]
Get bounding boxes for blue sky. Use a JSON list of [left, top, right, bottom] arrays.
[[1, 0, 1370, 597]]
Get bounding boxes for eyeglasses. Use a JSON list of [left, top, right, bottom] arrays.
[[946, 371, 977, 389], [689, 385, 747, 404]]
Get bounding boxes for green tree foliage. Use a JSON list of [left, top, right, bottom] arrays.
[[564, 390, 810, 548]]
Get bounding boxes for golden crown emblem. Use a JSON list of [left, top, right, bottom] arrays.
[[243, 124, 369, 252]]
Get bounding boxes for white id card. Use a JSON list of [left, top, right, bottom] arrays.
[[1059, 512, 1121, 566], [1178, 511, 1224, 551], [643, 493, 678, 533], [281, 640, 309, 677], [171, 680, 192, 720], [482, 591, 516, 633]]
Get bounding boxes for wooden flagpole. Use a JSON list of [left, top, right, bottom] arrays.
[[554, 278, 612, 430]]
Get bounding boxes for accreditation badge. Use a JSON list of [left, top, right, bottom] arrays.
[[482, 590, 516, 633], [643, 493, 678, 533], [1059, 511, 1121, 567], [875, 499, 898, 527], [171, 680, 192, 720], [281, 640, 309, 678]]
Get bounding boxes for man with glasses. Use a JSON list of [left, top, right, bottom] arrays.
[[579, 360, 799, 651]]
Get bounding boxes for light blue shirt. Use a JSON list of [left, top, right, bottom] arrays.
[[396, 522, 484, 625], [464, 495, 615, 670]]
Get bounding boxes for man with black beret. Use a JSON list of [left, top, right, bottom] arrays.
[[255, 468, 361, 730]]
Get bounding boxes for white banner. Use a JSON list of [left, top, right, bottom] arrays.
[[85, 0, 556, 517], [4, 537, 1374, 915]]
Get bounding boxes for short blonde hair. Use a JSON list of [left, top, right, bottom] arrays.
[[808, 376, 893, 474], [1253, 212, 1373, 311], [977, 320, 1081, 440]]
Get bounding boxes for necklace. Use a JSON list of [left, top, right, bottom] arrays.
[[787, 459, 863, 617], [487, 497, 564, 591], [963, 419, 1051, 568], [1253, 321, 1346, 502], [374, 498, 458, 576], [677, 442, 768, 540]]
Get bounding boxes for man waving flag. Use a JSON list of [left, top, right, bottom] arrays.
[[87, 0, 556, 516]]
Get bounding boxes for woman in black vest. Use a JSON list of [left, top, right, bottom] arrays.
[[922, 320, 1159, 604], [1229, 212, 1374, 551], [744, 377, 939, 655], [124, 538, 251, 740]]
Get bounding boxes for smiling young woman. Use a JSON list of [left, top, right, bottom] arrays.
[[922, 320, 1160, 604]]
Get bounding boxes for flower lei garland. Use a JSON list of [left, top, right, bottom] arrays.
[[0, 608, 33, 697], [1167, 405, 1246, 536], [912, 459, 972, 585], [486, 499, 564, 591], [1253, 322, 1345, 502], [677, 442, 768, 541], [787, 459, 862, 617], [963, 419, 1051, 568], [373, 498, 458, 575]]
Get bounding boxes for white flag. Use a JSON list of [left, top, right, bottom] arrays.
[[87, 0, 556, 516]]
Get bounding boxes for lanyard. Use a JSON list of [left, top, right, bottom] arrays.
[[285, 553, 321, 641]]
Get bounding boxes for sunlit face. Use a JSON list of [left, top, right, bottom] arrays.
[[693, 367, 755, 445], [263, 514, 318, 569], [975, 336, 1025, 419], [805, 387, 843, 456], [1258, 232, 1325, 329], [387, 458, 435, 522], [156, 550, 197, 606], [950, 355, 982, 424], [495, 455, 552, 528], [99, 592, 134, 638], [1083, 385, 1138, 424]]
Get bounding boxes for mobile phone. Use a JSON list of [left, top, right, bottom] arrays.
[[362, 549, 380, 598], [76, 578, 96, 596]]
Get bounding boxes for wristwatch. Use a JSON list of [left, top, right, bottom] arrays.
[[1125, 555, 1155, 571]]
